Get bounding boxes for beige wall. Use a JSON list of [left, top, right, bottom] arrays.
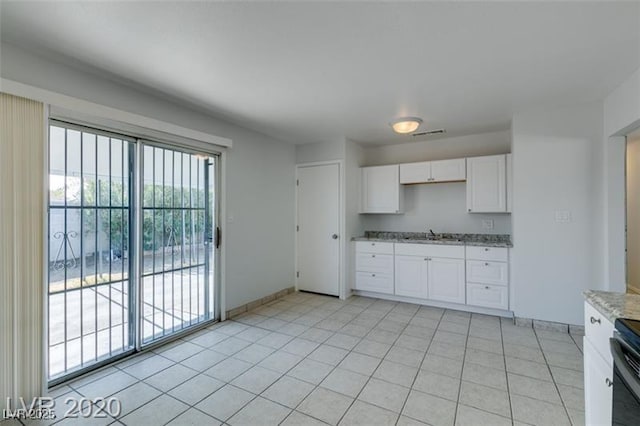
[[626, 131, 640, 293]]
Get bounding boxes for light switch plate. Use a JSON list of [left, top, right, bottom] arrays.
[[555, 210, 571, 223], [482, 219, 494, 230]]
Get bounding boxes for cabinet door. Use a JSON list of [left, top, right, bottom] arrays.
[[395, 255, 429, 299], [431, 159, 466, 182], [400, 162, 430, 184], [466, 155, 506, 213], [584, 338, 612, 426], [361, 165, 401, 213], [428, 257, 465, 304]]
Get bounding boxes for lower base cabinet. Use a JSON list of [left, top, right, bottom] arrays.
[[355, 242, 509, 312], [427, 257, 465, 304], [584, 337, 613, 425]]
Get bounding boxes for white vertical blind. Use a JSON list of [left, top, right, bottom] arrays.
[[1, 93, 45, 409]]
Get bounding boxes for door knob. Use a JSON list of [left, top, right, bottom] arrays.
[[332, 234, 339, 239]]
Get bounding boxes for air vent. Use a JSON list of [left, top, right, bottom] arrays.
[[412, 129, 446, 137]]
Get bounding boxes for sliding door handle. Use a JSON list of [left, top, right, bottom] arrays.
[[215, 226, 221, 249]]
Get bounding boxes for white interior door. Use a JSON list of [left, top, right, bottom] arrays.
[[297, 163, 340, 296]]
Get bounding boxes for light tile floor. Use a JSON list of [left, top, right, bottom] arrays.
[[31, 292, 585, 426]]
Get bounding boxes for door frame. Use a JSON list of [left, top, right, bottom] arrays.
[[295, 160, 346, 299], [44, 117, 228, 385]]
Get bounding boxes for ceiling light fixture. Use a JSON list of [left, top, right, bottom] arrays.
[[390, 117, 423, 134]]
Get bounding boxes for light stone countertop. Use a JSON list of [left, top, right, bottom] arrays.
[[583, 290, 640, 323]]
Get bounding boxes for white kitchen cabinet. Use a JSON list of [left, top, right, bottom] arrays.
[[583, 301, 615, 426], [395, 255, 429, 299], [399, 159, 465, 184], [467, 283, 508, 310], [431, 159, 466, 182], [400, 162, 430, 184], [355, 241, 394, 294], [427, 257, 466, 304], [360, 165, 402, 213], [584, 337, 613, 426], [584, 302, 615, 365], [466, 245, 509, 309], [466, 154, 507, 213], [355, 242, 509, 312]]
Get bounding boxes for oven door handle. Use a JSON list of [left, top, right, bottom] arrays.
[[610, 336, 640, 399]]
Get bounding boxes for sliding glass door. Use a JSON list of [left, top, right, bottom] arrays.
[[47, 121, 219, 384], [140, 144, 218, 345]]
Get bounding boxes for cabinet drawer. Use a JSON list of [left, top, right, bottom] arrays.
[[355, 272, 394, 294], [356, 253, 394, 274], [395, 243, 465, 259], [584, 302, 614, 366], [467, 283, 508, 310], [466, 260, 508, 286], [355, 241, 394, 255], [466, 246, 509, 262]]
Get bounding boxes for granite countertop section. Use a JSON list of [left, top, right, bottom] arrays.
[[584, 290, 640, 323], [352, 231, 512, 248]]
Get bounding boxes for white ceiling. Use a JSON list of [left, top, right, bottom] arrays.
[[1, 1, 639, 145]]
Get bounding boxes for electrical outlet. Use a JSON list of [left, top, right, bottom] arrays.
[[555, 210, 571, 223], [482, 219, 494, 230]]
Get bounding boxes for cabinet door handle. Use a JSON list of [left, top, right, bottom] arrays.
[[485, 286, 490, 289], [372, 254, 376, 258], [484, 262, 489, 266], [605, 378, 613, 387], [371, 243, 376, 246], [371, 274, 376, 277], [590, 316, 601, 325], [468, 209, 472, 212], [484, 248, 490, 252]]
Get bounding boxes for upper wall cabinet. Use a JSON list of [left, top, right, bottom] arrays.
[[466, 154, 507, 213], [360, 165, 402, 214], [400, 159, 466, 184]]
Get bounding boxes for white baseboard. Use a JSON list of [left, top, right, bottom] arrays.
[[351, 290, 514, 318]]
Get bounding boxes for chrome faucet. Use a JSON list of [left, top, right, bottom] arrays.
[[429, 229, 436, 238]]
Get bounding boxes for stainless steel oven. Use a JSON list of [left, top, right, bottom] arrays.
[[610, 319, 640, 425]]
